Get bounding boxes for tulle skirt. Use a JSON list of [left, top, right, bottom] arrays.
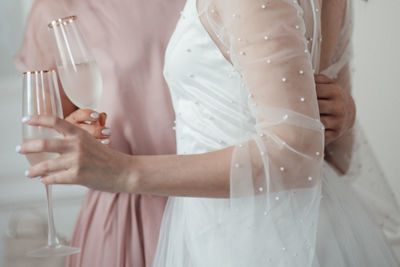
[[153, 161, 399, 267]]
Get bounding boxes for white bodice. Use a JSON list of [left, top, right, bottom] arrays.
[[164, 0, 350, 156], [164, 0, 256, 155]]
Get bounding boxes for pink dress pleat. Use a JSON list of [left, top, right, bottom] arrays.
[[14, 0, 185, 266]]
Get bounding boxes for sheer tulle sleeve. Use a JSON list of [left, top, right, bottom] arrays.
[[201, 0, 324, 265]]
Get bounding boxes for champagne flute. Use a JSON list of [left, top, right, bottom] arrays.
[[22, 70, 81, 257], [48, 15, 103, 110]]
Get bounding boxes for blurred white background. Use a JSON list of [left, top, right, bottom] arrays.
[[0, 0, 399, 266]]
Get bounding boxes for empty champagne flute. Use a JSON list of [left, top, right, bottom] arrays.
[[48, 15, 103, 110], [22, 70, 81, 257]]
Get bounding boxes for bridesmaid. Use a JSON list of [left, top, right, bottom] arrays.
[[15, 0, 357, 266], [15, 0, 184, 266]]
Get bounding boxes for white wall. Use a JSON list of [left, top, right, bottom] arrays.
[[353, 0, 400, 199]]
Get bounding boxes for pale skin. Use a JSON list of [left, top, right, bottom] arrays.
[[17, 72, 356, 198]]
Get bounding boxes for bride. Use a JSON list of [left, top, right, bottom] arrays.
[[18, 0, 400, 266]]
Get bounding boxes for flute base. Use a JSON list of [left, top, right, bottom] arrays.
[[27, 244, 81, 257]]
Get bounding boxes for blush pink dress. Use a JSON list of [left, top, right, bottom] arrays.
[[14, 0, 184, 266]]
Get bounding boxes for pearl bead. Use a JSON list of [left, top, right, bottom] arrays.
[[300, 97, 305, 102], [259, 133, 264, 137], [172, 126, 176, 131], [232, 13, 237, 18], [308, 176, 313, 181], [280, 166, 285, 172], [266, 59, 271, 64], [238, 144, 243, 147], [234, 163, 241, 168], [260, 151, 265, 156], [315, 8, 319, 12], [275, 196, 280, 200], [316, 152, 320, 156], [237, 37, 241, 41], [239, 51, 245, 55], [295, 25, 300, 30], [282, 77, 287, 82], [264, 35, 269, 40], [261, 4, 266, 9], [282, 247, 287, 252], [299, 70, 304, 75], [248, 93, 253, 98], [259, 187, 264, 192], [211, 9, 215, 13], [283, 114, 288, 120], [305, 49, 309, 53]]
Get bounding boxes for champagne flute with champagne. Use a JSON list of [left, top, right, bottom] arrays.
[[22, 70, 81, 257], [48, 15, 103, 110]]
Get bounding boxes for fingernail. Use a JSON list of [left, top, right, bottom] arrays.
[[101, 139, 110, 145], [16, 145, 21, 153], [22, 116, 31, 123], [90, 113, 99, 119], [24, 170, 30, 177], [101, 129, 112, 136]]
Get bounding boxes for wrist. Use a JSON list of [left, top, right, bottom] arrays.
[[116, 153, 142, 193]]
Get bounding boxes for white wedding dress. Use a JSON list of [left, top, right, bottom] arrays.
[[153, 0, 400, 266]]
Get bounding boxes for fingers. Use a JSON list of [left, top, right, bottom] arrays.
[[79, 124, 112, 139], [314, 74, 334, 84], [19, 138, 72, 154], [42, 169, 76, 185], [325, 130, 339, 145], [318, 99, 344, 116], [66, 109, 101, 124], [24, 115, 80, 136], [320, 115, 344, 132], [316, 83, 337, 99], [26, 156, 73, 178]]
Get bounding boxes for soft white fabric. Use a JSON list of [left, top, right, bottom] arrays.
[[153, 0, 400, 266]]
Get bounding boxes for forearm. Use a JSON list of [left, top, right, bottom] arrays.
[[127, 146, 234, 198]]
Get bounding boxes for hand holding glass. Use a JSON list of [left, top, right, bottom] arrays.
[[22, 70, 81, 257]]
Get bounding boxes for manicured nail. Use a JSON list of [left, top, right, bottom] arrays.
[[90, 113, 99, 119], [101, 139, 110, 145], [16, 145, 21, 153], [22, 116, 31, 123], [101, 129, 112, 136], [24, 170, 30, 177]]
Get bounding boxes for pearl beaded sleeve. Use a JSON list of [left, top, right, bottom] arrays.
[[200, 0, 324, 265]]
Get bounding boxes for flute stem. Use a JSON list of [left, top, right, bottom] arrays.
[[45, 184, 60, 247]]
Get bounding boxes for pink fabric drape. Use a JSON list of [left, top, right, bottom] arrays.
[[15, 0, 184, 266]]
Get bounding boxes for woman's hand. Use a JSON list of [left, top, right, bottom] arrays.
[[315, 74, 356, 145], [18, 115, 136, 192], [65, 109, 111, 145]]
